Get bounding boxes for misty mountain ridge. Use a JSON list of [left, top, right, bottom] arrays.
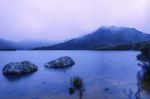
[[14, 40, 55, 50], [0, 39, 55, 50], [1, 26, 150, 50], [34, 26, 150, 50], [0, 39, 15, 50]]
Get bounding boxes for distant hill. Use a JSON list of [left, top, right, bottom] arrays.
[[34, 26, 150, 50], [0, 39, 16, 50], [14, 40, 55, 50], [0, 39, 54, 50]]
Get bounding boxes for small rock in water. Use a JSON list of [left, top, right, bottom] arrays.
[[72, 77, 83, 89], [2, 61, 38, 74], [42, 81, 46, 84], [104, 88, 110, 91], [68, 76, 84, 97], [45, 56, 75, 68]]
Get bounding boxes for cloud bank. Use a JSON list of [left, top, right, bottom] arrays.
[[0, 0, 149, 41]]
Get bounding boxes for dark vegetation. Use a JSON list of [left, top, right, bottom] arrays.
[[136, 46, 150, 96], [137, 45, 150, 72], [97, 42, 150, 51]]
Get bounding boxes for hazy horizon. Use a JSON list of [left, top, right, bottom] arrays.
[[0, 0, 149, 42]]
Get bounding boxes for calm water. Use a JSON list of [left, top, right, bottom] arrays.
[[0, 51, 149, 99]]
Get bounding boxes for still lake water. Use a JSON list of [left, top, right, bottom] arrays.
[[0, 51, 150, 99]]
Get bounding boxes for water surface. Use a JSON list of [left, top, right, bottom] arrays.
[[0, 51, 149, 99]]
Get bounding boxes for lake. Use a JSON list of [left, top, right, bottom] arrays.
[[0, 51, 149, 99]]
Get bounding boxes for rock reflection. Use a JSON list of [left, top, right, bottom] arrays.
[[68, 77, 84, 99], [3, 73, 35, 82], [45, 66, 72, 73]]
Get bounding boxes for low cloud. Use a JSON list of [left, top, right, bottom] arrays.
[[0, 0, 149, 41]]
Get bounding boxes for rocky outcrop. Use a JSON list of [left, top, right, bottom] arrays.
[[2, 61, 38, 74], [45, 56, 75, 68]]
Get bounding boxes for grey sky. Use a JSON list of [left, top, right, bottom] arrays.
[[0, 0, 149, 41]]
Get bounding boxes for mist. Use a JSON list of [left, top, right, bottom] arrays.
[[0, 0, 149, 42]]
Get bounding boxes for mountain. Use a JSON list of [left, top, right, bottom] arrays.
[[0, 39, 55, 50], [0, 39, 16, 50], [34, 26, 150, 50], [14, 40, 55, 50], [95, 41, 150, 51]]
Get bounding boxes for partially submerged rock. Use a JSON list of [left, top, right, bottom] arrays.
[[45, 56, 75, 68], [68, 76, 84, 98], [72, 77, 83, 88], [2, 61, 38, 74]]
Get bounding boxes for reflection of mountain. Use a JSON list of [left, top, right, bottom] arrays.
[[34, 26, 150, 50]]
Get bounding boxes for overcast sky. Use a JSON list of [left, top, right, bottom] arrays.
[[0, 0, 149, 41]]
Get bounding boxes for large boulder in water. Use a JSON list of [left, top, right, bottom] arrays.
[[45, 56, 75, 68], [2, 61, 38, 74]]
